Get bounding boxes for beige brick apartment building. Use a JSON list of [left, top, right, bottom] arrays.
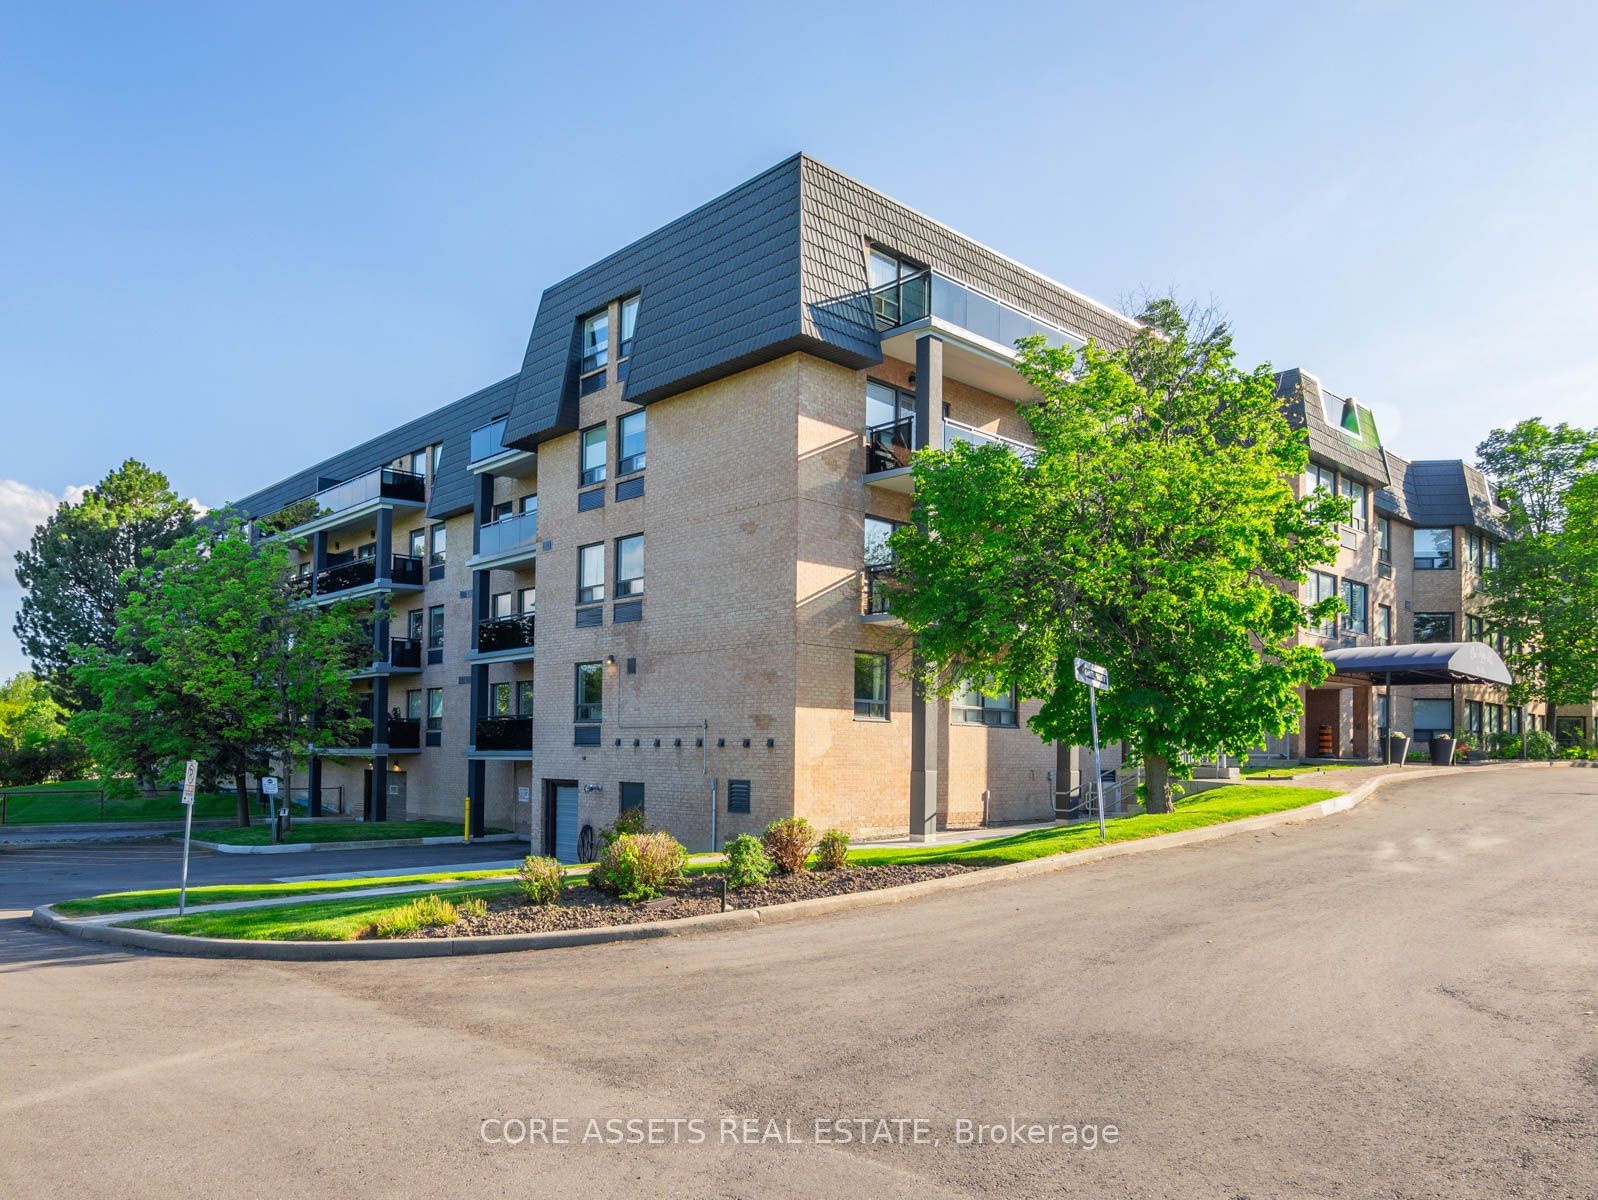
[[235, 154, 1575, 858]]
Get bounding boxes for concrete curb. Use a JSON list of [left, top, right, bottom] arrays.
[[193, 832, 521, 855], [32, 762, 1563, 961]]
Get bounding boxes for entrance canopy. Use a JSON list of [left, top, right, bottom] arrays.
[[1321, 641, 1513, 687]]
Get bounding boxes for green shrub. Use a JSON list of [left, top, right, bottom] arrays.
[[598, 806, 653, 854], [763, 816, 818, 874], [815, 827, 850, 870], [517, 855, 565, 905], [458, 897, 488, 919], [1527, 728, 1557, 760], [723, 834, 773, 889], [592, 831, 687, 902], [365, 893, 460, 938]]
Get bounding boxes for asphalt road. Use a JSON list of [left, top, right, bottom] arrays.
[[2, 768, 1594, 1199]]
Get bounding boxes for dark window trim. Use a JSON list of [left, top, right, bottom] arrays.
[[853, 650, 889, 721], [615, 533, 644, 598], [579, 422, 608, 488], [574, 661, 603, 724], [577, 542, 605, 605], [616, 409, 647, 477]]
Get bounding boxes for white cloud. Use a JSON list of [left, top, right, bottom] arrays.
[[0, 479, 89, 585]]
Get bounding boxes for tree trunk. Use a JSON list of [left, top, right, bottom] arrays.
[[234, 768, 251, 827], [1144, 752, 1174, 814]]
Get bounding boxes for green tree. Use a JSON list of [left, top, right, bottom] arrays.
[[72, 519, 368, 825], [1475, 419, 1598, 728], [13, 460, 196, 710], [887, 299, 1345, 811], [0, 671, 91, 785]]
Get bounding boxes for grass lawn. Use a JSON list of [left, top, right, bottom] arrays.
[[847, 784, 1344, 867], [1239, 762, 1367, 781], [125, 783, 1342, 942], [191, 819, 499, 846], [54, 869, 519, 917], [1, 779, 236, 824]]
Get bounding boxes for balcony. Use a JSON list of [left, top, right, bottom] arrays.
[[864, 417, 1038, 492], [351, 636, 424, 677], [869, 269, 1086, 402], [469, 417, 536, 476], [268, 467, 427, 538], [474, 716, 533, 753], [386, 718, 422, 751], [468, 509, 539, 570], [331, 699, 421, 754], [300, 554, 425, 603], [470, 612, 536, 662]]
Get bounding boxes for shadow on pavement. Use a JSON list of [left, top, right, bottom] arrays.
[[0, 912, 146, 973]]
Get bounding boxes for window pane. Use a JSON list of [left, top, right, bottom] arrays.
[[619, 296, 639, 357], [430, 524, 445, 565], [866, 380, 908, 429], [516, 682, 535, 716], [427, 606, 444, 648], [1414, 528, 1453, 569], [582, 312, 609, 371], [427, 688, 443, 730], [491, 592, 512, 619], [618, 410, 646, 472], [864, 517, 897, 567], [581, 426, 607, 486], [408, 528, 425, 559], [407, 609, 423, 640], [1413, 698, 1452, 736], [853, 652, 887, 718], [405, 689, 422, 719], [518, 587, 536, 614], [616, 534, 643, 595], [578, 544, 604, 603], [868, 250, 901, 289], [575, 662, 603, 721], [492, 683, 511, 716], [1414, 612, 1454, 642]]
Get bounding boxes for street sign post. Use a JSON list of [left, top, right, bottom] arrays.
[[1073, 658, 1111, 841], [178, 759, 198, 915]]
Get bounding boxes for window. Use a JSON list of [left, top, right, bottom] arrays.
[[580, 424, 607, 487], [1340, 579, 1368, 634], [1464, 700, 1483, 739], [618, 295, 639, 359], [867, 249, 921, 326], [952, 681, 1019, 726], [575, 662, 603, 723], [1556, 716, 1589, 747], [1413, 612, 1454, 643], [405, 689, 423, 720], [429, 524, 446, 567], [1486, 704, 1503, 736], [1485, 539, 1500, 570], [427, 605, 445, 649], [1466, 531, 1483, 571], [864, 516, 898, 569], [408, 528, 426, 560], [866, 378, 914, 439], [490, 500, 512, 523], [1308, 571, 1338, 636], [520, 493, 537, 515], [1377, 692, 1391, 743], [409, 450, 427, 477], [1508, 707, 1522, 735], [1377, 604, 1393, 646], [515, 681, 535, 716], [518, 586, 536, 614], [1377, 515, 1392, 564], [1306, 462, 1336, 495], [426, 688, 443, 732], [617, 409, 646, 475], [1414, 528, 1453, 570], [581, 310, 609, 375], [1340, 477, 1367, 530], [432, 443, 443, 475], [356, 542, 376, 560], [491, 591, 513, 620], [491, 682, 512, 716], [853, 652, 889, 720], [619, 781, 644, 816], [1413, 698, 1453, 745], [577, 543, 605, 604], [615, 534, 644, 597], [407, 608, 423, 641], [1466, 614, 1485, 642]]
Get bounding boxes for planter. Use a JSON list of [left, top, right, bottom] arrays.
[[1429, 734, 1456, 766], [1386, 731, 1410, 766]]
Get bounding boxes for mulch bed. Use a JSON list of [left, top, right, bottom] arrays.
[[416, 863, 979, 938]]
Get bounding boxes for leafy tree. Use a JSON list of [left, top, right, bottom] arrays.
[[72, 519, 368, 825], [13, 460, 196, 710], [1475, 419, 1598, 727], [887, 299, 1345, 811], [0, 671, 91, 785]]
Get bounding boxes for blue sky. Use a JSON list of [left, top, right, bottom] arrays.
[[3, 1, 1596, 678]]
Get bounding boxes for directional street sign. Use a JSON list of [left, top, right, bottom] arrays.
[[1074, 657, 1110, 691], [1071, 661, 1111, 841], [180, 759, 199, 806], [178, 759, 199, 914]]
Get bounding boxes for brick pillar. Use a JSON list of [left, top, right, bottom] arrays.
[[909, 334, 944, 841]]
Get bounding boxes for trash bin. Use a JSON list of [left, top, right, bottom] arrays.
[[1429, 734, 1455, 766], [1387, 731, 1409, 766]]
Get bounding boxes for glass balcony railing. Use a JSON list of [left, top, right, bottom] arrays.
[[942, 417, 1038, 465], [470, 417, 510, 464], [869, 269, 1081, 353], [475, 716, 533, 752], [478, 612, 536, 654], [477, 509, 539, 559], [311, 467, 426, 520]]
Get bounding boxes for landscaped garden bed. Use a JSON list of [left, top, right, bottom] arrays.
[[412, 862, 977, 937]]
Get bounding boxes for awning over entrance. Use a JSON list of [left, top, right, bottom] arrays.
[[1320, 641, 1513, 687]]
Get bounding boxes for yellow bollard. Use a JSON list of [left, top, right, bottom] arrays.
[[463, 797, 471, 844]]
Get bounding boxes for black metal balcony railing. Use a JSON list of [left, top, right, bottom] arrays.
[[386, 718, 421, 750], [863, 562, 898, 616], [337, 699, 376, 748], [475, 716, 533, 752], [387, 637, 422, 669], [312, 554, 424, 597], [867, 417, 914, 474], [477, 612, 536, 654]]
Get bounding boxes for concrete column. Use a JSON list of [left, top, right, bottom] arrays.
[[1055, 741, 1079, 815], [370, 755, 388, 822], [311, 530, 328, 597], [307, 755, 322, 818], [467, 759, 486, 840], [908, 334, 945, 842], [372, 676, 390, 747], [375, 508, 393, 582], [372, 599, 389, 667]]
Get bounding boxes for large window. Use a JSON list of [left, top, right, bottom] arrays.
[[1413, 698, 1453, 746], [952, 681, 1019, 727], [1340, 477, 1367, 530], [426, 688, 443, 732], [865, 380, 915, 472], [617, 410, 646, 475], [618, 295, 639, 360], [427, 605, 445, 649], [580, 424, 607, 487], [1413, 611, 1455, 643], [574, 662, 603, 723], [1340, 579, 1368, 634], [1414, 528, 1454, 570], [1309, 571, 1338, 636], [615, 534, 644, 597], [853, 652, 889, 720], [577, 543, 605, 604]]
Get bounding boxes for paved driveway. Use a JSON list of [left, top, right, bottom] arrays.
[[2, 768, 1594, 1198]]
